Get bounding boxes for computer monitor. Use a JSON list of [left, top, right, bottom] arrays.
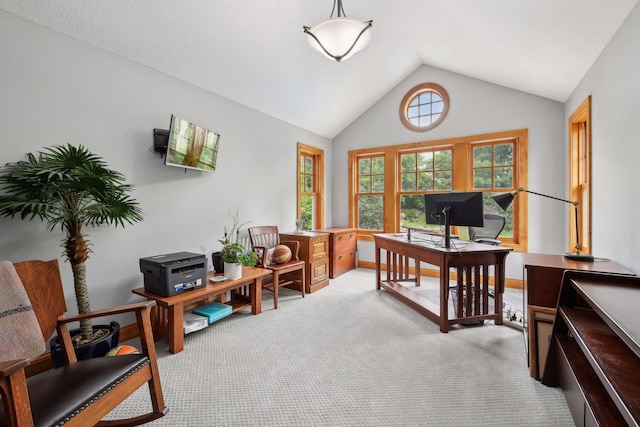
[[424, 192, 484, 248]]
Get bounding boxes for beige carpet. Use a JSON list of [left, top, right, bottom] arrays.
[[107, 268, 573, 426]]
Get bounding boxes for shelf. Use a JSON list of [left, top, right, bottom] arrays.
[[542, 271, 640, 427]]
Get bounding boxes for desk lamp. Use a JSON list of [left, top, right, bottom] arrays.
[[492, 188, 594, 262]]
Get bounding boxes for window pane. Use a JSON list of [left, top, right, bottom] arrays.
[[304, 175, 313, 192], [300, 195, 314, 230], [434, 171, 452, 190], [372, 175, 385, 192], [420, 116, 433, 126], [494, 143, 513, 166], [417, 152, 433, 171], [493, 167, 513, 188], [484, 193, 513, 238], [359, 158, 370, 175], [358, 195, 383, 230], [408, 106, 419, 118], [434, 150, 452, 170], [417, 172, 434, 191], [401, 153, 416, 172], [401, 173, 416, 191], [473, 169, 492, 189], [432, 101, 443, 114], [372, 157, 384, 174], [359, 176, 371, 193], [473, 146, 492, 167], [400, 194, 425, 230]]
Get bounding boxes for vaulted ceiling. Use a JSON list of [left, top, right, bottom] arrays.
[[1, 0, 637, 138]]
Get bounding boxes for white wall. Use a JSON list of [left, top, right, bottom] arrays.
[[565, 2, 640, 274], [0, 11, 331, 321], [332, 65, 566, 279]]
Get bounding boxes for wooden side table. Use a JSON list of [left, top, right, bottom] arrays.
[[521, 253, 635, 379], [280, 232, 330, 293], [315, 227, 357, 278], [132, 266, 270, 354]]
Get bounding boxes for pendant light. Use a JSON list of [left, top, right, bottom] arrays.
[[303, 0, 372, 62]]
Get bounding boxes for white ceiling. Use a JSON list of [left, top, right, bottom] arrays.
[[1, 0, 637, 139]]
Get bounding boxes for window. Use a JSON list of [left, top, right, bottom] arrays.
[[399, 83, 450, 132], [297, 143, 324, 230], [569, 96, 591, 255], [349, 129, 528, 251], [356, 155, 385, 230]]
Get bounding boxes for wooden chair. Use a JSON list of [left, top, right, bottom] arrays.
[[0, 259, 167, 427], [248, 226, 306, 309]]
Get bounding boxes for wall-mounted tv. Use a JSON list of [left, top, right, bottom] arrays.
[[165, 114, 220, 172]]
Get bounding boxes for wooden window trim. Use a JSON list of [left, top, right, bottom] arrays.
[[569, 96, 591, 255], [297, 143, 324, 230], [349, 129, 528, 252], [399, 83, 450, 132]]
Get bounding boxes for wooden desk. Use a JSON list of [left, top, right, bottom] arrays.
[[132, 266, 270, 354], [374, 233, 512, 333], [521, 253, 635, 379]]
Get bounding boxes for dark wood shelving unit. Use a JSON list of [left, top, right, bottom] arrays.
[[542, 271, 640, 427]]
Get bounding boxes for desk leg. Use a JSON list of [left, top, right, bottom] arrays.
[[494, 263, 505, 326], [167, 303, 184, 354], [439, 267, 450, 333], [251, 277, 262, 315], [375, 243, 381, 290]]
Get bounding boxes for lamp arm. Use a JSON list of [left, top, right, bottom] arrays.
[[519, 188, 582, 254], [519, 188, 577, 206]]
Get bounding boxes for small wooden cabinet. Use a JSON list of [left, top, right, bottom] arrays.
[[280, 232, 329, 293], [315, 227, 357, 278], [542, 271, 640, 426]]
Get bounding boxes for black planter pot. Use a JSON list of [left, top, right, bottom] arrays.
[[211, 252, 224, 273], [49, 320, 120, 368]]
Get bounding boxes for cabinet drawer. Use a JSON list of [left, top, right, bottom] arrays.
[[310, 237, 328, 261], [334, 250, 356, 277], [310, 258, 329, 285], [334, 231, 356, 253]]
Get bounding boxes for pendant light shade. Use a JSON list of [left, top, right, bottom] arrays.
[[304, 0, 372, 62]]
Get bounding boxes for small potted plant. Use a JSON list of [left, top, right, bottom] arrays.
[[218, 210, 257, 279]]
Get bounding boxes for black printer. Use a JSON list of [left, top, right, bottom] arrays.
[[140, 252, 207, 297]]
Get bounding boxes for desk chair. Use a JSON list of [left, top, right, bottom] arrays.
[[468, 213, 506, 245], [0, 260, 167, 427], [248, 226, 305, 309]]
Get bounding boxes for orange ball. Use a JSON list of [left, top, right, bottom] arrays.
[[106, 345, 140, 356], [272, 245, 292, 264]]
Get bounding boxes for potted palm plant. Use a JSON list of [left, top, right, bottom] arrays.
[[218, 210, 256, 279], [0, 144, 143, 359]]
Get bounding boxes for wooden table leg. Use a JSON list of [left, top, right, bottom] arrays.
[[167, 303, 184, 354], [251, 277, 262, 315], [439, 265, 449, 333]]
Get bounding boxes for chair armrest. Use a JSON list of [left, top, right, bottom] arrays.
[[55, 301, 158, 366], [0, 359, 30, 377], [475, 238, 502, 246], [56, 300, 156, 325], [251, 245, 268, 267], [279, 240, 300, 260]]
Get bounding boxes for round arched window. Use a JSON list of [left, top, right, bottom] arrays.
[[399, 83, 450, 132]]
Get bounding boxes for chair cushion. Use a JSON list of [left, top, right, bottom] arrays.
[[0, 354, 149, 427], [0, 261, 46, 362]]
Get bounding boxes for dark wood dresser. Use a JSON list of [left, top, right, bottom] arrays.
[[542, 271, 640, 427], [280, 232, 329, 293], [315, 227, 357, 278], [520, 253, 634, 379]]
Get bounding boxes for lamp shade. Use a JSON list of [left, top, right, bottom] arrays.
[[493, 192, 516, 211], [305, 17, 372, 62]]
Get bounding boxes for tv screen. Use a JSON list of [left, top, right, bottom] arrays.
[[165, 115, 220, 172], [424, 192, 484, 248]]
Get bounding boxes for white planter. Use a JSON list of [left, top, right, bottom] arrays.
[[224, 262, 242, 280]]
